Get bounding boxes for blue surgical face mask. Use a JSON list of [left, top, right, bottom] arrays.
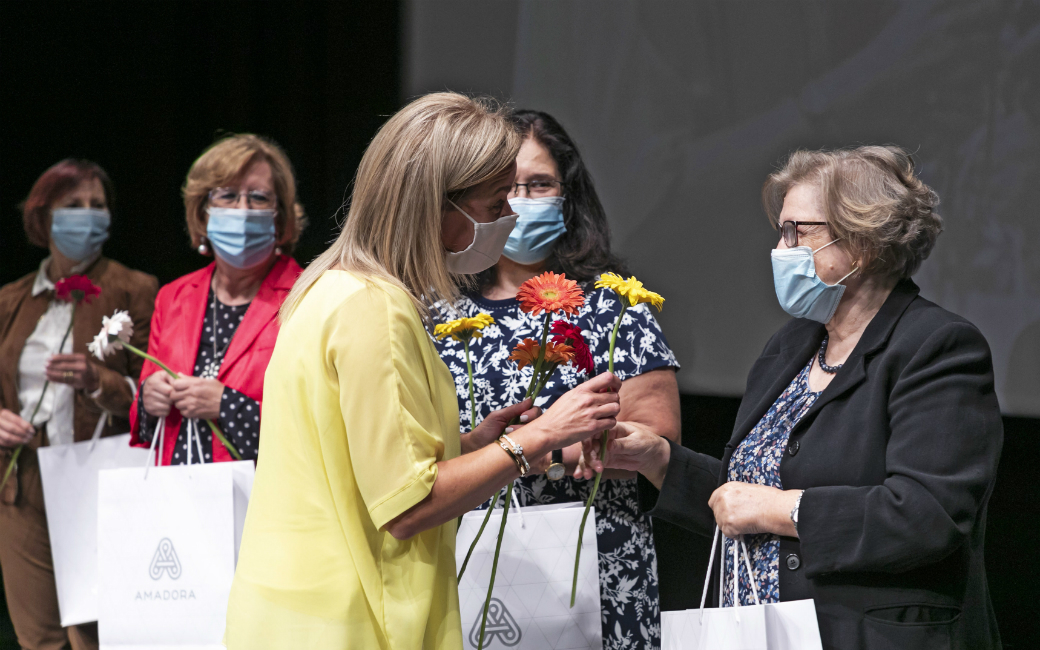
[[770, 240, 858, 323], [206, 207, 277, 269], [51, 208, 110, 262], [502, 197, 567, 264]]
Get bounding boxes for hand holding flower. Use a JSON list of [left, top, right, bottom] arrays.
[[0, 410, 34, 449], [170, 377, 224, 421], [582, 421, 671, 487], [461, 399, 540, 455], [142, 373, 174, 418], [527, 371, 621, 450], [90, 308, 242, 461], [45, 354, 100, 392], [1, 275, 101, 492]]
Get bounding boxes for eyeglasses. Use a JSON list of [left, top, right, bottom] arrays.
[[509, 180, 562, 198], [209, 187, 277, 210], [778, 220, 829, 247]]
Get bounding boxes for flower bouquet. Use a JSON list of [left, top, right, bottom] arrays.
[[463, 272, 592, 650], [89, 310, 241, 460], [1, 276, 101, 492]]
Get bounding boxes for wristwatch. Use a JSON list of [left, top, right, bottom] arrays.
[[547, 449, 565, 481], [790, 490, 804, 535]]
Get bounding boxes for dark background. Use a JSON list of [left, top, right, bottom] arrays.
[[1, 2, 1036, 649]]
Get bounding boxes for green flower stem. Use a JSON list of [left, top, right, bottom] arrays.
[[464, 339, 477, 430], [120, 342, 242, 461], [478, 482, 512, 650], [457, 489, 500, 580], [474, 313, 553, 647], [572, 303, 627, 607], [0, 306, 77, 492]]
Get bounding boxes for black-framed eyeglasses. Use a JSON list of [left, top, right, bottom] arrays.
[[778, 220, 829, 247], [510, 180, 563, 197]]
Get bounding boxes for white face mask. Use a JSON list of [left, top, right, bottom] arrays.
[[444, 199, 518, 274]]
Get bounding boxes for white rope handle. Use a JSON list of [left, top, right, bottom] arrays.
[[143, 417, 165, 478], [191, 419, 205, 464], [700, 528, 764, 612], [740, 537, 762, 606], [510, 479, 525, 528], [88, 410, 108, 452], [698, 526, 721, 622]]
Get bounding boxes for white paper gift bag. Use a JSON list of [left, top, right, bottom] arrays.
[[96, 453, 254, 650], [38, 432, 153, 626], [456, 500, 602, 650], [661, 527, 822, 650]]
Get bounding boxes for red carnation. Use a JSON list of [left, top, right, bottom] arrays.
[[550, 320, 594, 375], [54, 275, 101, 304]]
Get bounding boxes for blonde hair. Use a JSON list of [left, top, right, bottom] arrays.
[[183, 133, 307, 254], [763, 145, 942, 279], [280, 92, 521, 321]]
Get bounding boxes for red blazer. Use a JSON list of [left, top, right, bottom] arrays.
[[129, 255, 302, 464]]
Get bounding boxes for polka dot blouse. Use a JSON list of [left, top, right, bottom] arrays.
[[137, 288, 260, 463]]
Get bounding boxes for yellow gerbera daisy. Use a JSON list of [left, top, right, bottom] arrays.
[[433, 313, 495, 341], [595, 273, 665, 311]]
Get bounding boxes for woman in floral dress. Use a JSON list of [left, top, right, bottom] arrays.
[[434, 110, 681, 650]]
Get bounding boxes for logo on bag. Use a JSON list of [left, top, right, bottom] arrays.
[[470, 598, 521, 648], [148, 538, 182, 580]]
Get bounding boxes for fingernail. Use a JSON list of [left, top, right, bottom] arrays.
[[520, 415, 529, 423], [505, 427, 514, 434]]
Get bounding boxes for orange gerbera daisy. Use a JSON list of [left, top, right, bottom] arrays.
[[542, 341, 575, 366], [516, 271, 585, 316], [508, 338, 542, 370]]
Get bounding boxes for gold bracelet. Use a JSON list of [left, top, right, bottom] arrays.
[[497, 438, 524, 475], [498, 434, 530, 477]]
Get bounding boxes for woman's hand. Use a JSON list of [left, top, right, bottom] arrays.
[[708, 482, 801, 538], [525, 372, 622, 452], [46, 354, 99, 393], [460, 399, 541, 455], [0, 409, 35, 448], [170, 377, 224, 420], [142, 373, 174, 417], [581, 421, 671, 485]]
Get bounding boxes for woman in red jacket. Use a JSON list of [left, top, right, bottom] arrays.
[[129, 134, 304, 463]]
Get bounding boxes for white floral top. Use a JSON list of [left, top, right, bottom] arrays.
[[434, 285, 679, 650]]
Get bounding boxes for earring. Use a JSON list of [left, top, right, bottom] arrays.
[[198, 238, 209, 255], [274, 247, 283, 256]]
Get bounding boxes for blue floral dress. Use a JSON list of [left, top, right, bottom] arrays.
[[434, 286, 679, 650], [722, 358, 819, 606]]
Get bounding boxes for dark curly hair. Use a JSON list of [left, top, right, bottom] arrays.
[[474, 110, 628, 289], [763, 145, 943, 279]]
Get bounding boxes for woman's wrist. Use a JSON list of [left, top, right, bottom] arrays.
[[642, 435, 671, 489], [504, 423, 552, 464]]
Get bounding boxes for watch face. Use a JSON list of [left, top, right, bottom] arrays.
[[547, 463, 566, 481]]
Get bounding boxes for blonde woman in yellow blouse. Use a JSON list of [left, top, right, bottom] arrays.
[[224, 93, 622, 649]]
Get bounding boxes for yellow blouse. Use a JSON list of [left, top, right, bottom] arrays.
[[225, 270, 462, 650]]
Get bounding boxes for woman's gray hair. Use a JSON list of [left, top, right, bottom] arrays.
[[762, 145, 943, 279]]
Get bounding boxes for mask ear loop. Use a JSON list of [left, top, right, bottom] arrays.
[[812, 239, 841, 254], [813, 239, 860, 285]]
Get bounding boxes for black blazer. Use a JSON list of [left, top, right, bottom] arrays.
[[641, 279, 1003, 650]]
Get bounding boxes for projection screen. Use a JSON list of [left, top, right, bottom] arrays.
[[404, 0, 1040, 416]]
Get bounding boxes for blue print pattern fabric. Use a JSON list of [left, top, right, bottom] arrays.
[[434, 286, 679, 650], [722, 358, 819, 606]]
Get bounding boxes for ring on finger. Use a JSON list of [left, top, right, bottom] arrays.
[[63, 371, 74, 380]]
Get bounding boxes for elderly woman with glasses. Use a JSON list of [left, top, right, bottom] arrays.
[[129, 134, 304, 465], [589, 146, 1003, 650], [433, 110, 681, 649]]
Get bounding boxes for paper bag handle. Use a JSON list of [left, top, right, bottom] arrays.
[[143, 417, 165, 478], [698, 527, 762, 617]]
